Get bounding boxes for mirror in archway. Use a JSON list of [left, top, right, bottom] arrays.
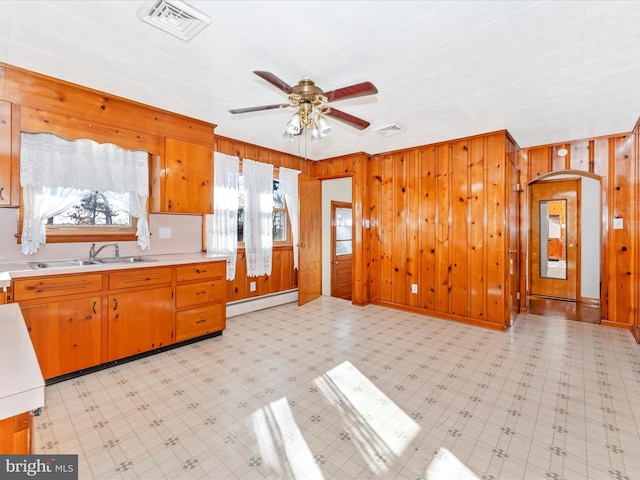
[[539, 199, 567, 279]]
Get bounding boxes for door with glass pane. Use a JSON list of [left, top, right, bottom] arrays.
[[529, 179, 580, 300], [331, 201, 352, 300]]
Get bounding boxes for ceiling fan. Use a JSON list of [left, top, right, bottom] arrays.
[[229, 71, 378, 139]]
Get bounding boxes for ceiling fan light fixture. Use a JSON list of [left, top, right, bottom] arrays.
[[316, 112, 331, 137], [285, 114, 302, 135], [310, 121, 322, 143]]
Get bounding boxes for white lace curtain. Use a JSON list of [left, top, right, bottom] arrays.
[[243, 159, 274, 277], [278, 167, 300, 270], [20, 132, 150, 255], [205, 152, 239, 280]]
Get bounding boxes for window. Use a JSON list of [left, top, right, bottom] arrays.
[[43, 190, 138, 239], [48, 191, 131, 226], [19, 132, 150, 254], [237, 177, 289, 245]]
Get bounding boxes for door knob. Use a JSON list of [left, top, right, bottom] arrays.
[[508, 249, 517, 254], [299, 243, 306, 247]]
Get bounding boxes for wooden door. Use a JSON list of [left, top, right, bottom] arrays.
[[21, 296, 102, 379], [107, 286, 173, 360], [331, 201, 353, 300], [529, 179, 580, 300], [298, 175, 322, 305]]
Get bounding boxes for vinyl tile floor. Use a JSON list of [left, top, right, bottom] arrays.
[[34, 296, 640, 480]]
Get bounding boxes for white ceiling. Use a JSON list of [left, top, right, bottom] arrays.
[[2, 1, 640, 160]]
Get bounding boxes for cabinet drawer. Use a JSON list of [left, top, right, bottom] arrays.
[[175, 261, 225, 283], [109, 267, 172, 289], [176, 280, 224, 309], [13, 273, 103, 301], [175, 302, 225, 342]]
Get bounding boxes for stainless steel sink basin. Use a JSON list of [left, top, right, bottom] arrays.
[[28, 258, 101, 269], [27, 256, 157, 269], [97, 256, 157, 264]]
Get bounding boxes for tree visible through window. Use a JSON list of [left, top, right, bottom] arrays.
[[237, 178, 288, 244], [48, 191, 131, 227]]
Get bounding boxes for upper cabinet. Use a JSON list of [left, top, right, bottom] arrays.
[[0, 63, 216, 213], [152, 137, 213, 214], [0, 100, 18, 207]]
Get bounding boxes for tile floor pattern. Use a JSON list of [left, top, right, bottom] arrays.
[[34, 296, 640, 480]]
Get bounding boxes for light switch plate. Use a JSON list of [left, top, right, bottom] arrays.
[[159, 227, 172, 239]]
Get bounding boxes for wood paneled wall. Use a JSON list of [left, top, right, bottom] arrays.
[[214, 135, 312, 303], [523, 132, 638, 330], [318, 133, 517, 330]]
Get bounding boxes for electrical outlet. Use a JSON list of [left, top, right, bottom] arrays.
[[250, 281, 256, 292], [613, 218, 623, 230], [411, 284, 418, 294], [159, 227, 172, 239]]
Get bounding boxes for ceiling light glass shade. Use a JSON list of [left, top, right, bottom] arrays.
[[557, 147, 568, 157], [285, 114, 302, 135], [316, 113, 331, 137], [282, 131, 296, 142], [310, 120, 322, 143]]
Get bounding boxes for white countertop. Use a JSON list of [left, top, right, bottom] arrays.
[[0, 303, 45, 420], [0, 252, 229, 288]]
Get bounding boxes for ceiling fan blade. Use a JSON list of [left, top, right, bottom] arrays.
[[253, 71, 294, 94], [323, 81, 378, 103], [325, 108, 371, 130], [229, 104, 290, 114]]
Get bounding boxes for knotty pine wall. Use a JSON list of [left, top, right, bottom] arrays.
[[522, 131, 639, 331], [214, 135, 312, 303], [315, 132, 519, 330]]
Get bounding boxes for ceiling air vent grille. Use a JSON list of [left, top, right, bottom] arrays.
[[374, 123, 405, 137], [137, 0, 211, 42]]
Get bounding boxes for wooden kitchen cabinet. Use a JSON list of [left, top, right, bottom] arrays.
[[11, 260, 226, 381], [175, 261, 226, 342], [152, 137, 213, 214], [13, 272, 104, 379], [0, 99, 18, 207], [21, 296, 102, 379], [0, 412, 32, 454], [107, 267, 173, 361]]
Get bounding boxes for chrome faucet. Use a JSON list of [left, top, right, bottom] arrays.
[[89, 242, 119, 259]]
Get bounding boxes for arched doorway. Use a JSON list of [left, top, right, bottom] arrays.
[[527, 171, 602, 323]]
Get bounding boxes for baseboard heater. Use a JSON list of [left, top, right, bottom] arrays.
[[226, 289, 298, 318]]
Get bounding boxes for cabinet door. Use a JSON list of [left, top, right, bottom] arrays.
[[21, 296, 102, 380], [0, 100, 14, 207], [164, 137, 213, 214], [107, 286, 173, 361]]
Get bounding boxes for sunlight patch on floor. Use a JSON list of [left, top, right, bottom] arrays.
[[315, 360, 420, 476]]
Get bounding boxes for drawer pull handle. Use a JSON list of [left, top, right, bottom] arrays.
[[196, 269, 207, 274], [196, 291, 207, 295], [93, 301, 97, 314], [113, 298, 118, 311], [0, 187, 4, 201], [196, 319, 207, 324]]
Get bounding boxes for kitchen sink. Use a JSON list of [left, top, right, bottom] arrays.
[[97, 256, 157, 264], [28, 258, 101, 269], [27, 256, 157, 269]]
